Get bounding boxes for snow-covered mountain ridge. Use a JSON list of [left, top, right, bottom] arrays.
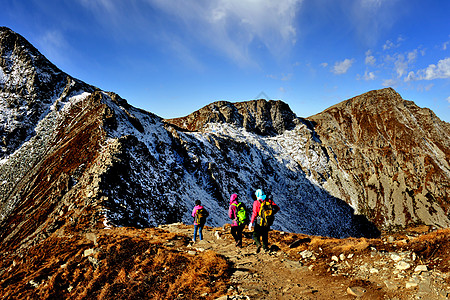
[[1, 27, 449, 254]]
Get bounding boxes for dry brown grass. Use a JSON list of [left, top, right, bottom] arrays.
[[0, 227, 231, 300]]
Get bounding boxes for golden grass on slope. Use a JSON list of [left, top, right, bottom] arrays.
[[0, 227, 231, 300]]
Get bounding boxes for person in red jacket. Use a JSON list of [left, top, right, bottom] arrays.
[[248, 189, 280, 253]]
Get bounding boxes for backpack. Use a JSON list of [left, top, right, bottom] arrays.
[[232, 202, 249, 226], [258, 199, 275, 227], [195, 208, 209, 226]]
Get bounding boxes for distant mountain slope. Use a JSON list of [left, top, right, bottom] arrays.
[[308, 88, 450, 229], [1, 27, 449, 255]]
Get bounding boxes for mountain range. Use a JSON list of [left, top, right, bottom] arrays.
[[1, 26, 449, 258]]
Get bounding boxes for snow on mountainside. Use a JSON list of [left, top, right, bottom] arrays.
[[1, 27, 449, 256], [101, 95, 377, 237]]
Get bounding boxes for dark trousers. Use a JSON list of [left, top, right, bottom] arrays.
[[252, 224, 270, 250], [231, 225, 244, 246]]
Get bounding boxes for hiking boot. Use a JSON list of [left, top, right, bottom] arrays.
[[256, 246, 261, 253]]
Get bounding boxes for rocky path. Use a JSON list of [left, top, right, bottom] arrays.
[[159, 224, 382, 299]]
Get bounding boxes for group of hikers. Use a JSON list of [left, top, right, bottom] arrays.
[[191, 189, 280, 253]]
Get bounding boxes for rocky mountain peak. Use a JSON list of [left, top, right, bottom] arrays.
[[317, 88, 403, 116], [0, 27, 95, 159], [164, 99, 301, 136], [308, 89, 450, 229], [1, 26, 65, 99]]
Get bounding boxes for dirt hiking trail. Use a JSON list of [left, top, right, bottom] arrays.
[[161, 223, 389, 300]]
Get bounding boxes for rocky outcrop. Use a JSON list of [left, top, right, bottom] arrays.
[[164, 99, 302, 136], [308, 88, 450, 230]]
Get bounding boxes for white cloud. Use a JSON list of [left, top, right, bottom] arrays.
[[424, 84, 433, 91], [332, 59, 355, 75], [365, 50, 376, 65], [320, 62, 328, 68], [281, 73, 293, 81], [443, 41, 450, 50], [395, 54, 408, 78], [363, 70, 376, 80], [383, 40, 395, 50], [383, 37, 404, 51], [407, 50, 417, 62], [405, 71, 416, 82], [447, 96, 450, 103], [382, 49, 419, 80], [416, 57, 450, 80], [382, 79, 397, 86], [266, 73, 293, 81]]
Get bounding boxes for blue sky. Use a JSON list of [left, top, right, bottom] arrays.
[[2, 0, 450, 122]]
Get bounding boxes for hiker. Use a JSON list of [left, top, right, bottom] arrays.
[[248, 189, 280, 253], [228, 193, 248, 248], [192, 200, 208, 242]]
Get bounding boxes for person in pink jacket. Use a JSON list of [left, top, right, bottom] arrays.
[[228, 193, 245, 248], [192, 200, 208, 242], [248, 189, 280, 253]]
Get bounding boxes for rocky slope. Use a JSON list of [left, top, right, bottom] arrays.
[[0, 26, 449, 255], [308, 88, 450, 230]]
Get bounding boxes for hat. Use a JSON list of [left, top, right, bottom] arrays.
[[255, 189, 266, 200], [230, 193, 238, 204]]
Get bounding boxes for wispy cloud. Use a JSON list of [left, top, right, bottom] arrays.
[[75, 0, 303, 67], [332, 59, 355, 75], [281, 73, 293, 81], [146, 0, 303, 66], [382, 78, 397, 86], [365, 50, 376, 65], [414, 57, 450, 80], [349, 0, 401, 47], [382, 36, 404, 50], [394, 54, 408, 78], [36, 30, 71, 64], [443, 36, 450, 50], [266, 73, 293, 81], [363, 70, 376, 80]]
